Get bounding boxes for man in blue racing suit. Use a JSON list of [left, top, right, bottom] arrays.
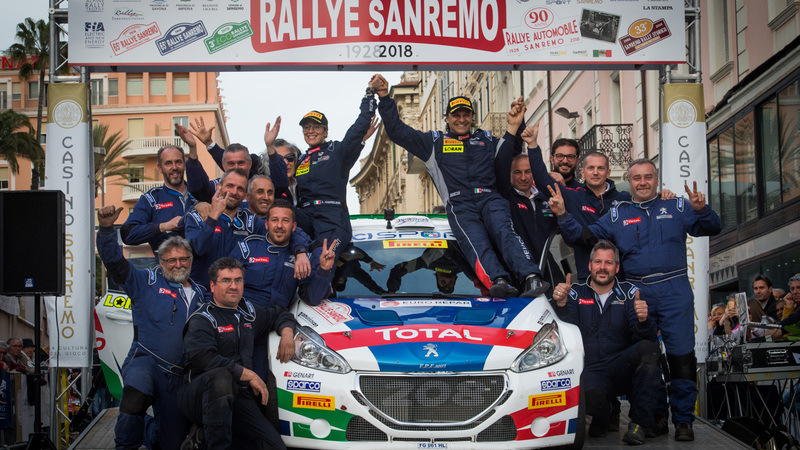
[[549, 159, 722, 441], [551, 240, 661, 445], [371, 73, 548, 298], [97, 205, 204, 450]]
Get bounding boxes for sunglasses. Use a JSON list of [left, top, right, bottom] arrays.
[[283, 153, 297, 163]]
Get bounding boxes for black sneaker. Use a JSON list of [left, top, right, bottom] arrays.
[[588, 419, 608, 438], [623, 422, 646, 445], [674, 423, 694, 441], [520, 274, 549, 297], [645, 415, 668, 438], [180, 424, 205, 450], [608, 410, 620, 432], [490, 277, 519, 297]]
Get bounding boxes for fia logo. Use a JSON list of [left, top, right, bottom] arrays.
[[85, 22, 105, 31], [423, 343, 438, 358]]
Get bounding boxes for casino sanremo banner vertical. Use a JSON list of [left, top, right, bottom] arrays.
[[661, 83, 710, 361], [44, 83, 93, 367], [70, 0, 684, 70]]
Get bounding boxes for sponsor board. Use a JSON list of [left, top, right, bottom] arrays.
[[379, 300, 472, 308], [383, 239, 447, 249], [541, 377, 571, 391], [292, 393, 334, 411], [618, 18, 671, 56], [286, 379, 321, 393], [312, 300, 353, 325], [529, 392, 567, 409]]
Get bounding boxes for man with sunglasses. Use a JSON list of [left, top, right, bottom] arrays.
[[96, 205, 205, 450], [274, 139, 302, 205]]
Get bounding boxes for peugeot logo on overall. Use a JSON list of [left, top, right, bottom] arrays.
[[660, 207, 668, 215], [423, 343, 439, 358]]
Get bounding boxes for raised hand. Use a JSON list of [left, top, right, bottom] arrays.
[[189, 117, 215, 147], [319, 239, 338, 271], [507, 96, 526, 129], [264, 116, 282, 154], [363, 115, 380, 142], [634, 289, 648, 322], [684, 181, 707, 211], [174, 123, 196, 147], [521, 122, 540, 147], [369, 74, 389, 92], [552, 273, 572, 307], [369, 260, 386, 272], [546, 183, 566, 216], [98, 205, 123, 227], [210, 188, 227, 219]]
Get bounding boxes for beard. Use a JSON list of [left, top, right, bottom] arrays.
[[590, 271, 613, 287], [163, 266, 190, 284]]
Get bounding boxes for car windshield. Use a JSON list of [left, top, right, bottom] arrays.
[[332, 240, 484, 298]]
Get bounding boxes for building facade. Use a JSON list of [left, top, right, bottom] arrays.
[[353, 0, 800, 305]]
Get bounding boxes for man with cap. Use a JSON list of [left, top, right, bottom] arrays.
[[370, 74, 548, 297], [292, 88, 376, 262]]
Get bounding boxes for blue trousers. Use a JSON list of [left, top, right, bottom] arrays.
[[584, 340, 661, 428], [115, 353, 188, 450], [446, 195, 541, 289], [296, 205, 352, 262], [632, 276, 697, 424]]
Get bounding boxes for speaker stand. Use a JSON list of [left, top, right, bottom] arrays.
[[25, 295, 57, 450]]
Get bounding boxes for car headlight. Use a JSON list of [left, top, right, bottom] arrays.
[[510, 322, 567, 373], [291, 325, 351, 374]]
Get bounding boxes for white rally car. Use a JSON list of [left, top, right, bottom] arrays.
[[270, 215, 585, 449], [95, 214, 585, 448]]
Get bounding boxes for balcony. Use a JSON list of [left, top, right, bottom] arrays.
[[578, 124, 634, 169], [122, 181, 162, 202], [122, 136, 184, 160]]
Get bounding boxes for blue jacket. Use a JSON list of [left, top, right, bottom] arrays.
[[295, 96, 375, 206], [552, 280, 656, 368], [120, 185, 197, 254], [187, 145, 289, 203], [558, 196, 722, 277], [184, 208, 267, 287], [97, 228, 204, 366], [230, 234, 331, 308], [378, 95, 513, 207]]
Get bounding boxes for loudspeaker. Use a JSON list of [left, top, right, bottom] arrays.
[[721, 416, 773, 449], [0, 190, 66, 296]]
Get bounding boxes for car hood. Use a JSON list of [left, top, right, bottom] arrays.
[[292, 297, 557, 372]]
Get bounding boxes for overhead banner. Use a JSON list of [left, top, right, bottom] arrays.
[[44, 83, 93, 367], [70, 0, 685, 70], [661, 83, 709, 361]]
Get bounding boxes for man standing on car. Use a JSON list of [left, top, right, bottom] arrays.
[[96, 205, 204, 450], [120, 145, 196, 256], [371, 73, 548, 298], [549, 159, 722, 441], [179, 257, 294, 450], [552, 240, 661, 445]]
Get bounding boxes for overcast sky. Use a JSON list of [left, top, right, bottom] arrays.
[[2, 1, 403, 213]]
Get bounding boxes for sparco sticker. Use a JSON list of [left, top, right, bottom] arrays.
[[286, 379, 321, 393], [541, 377, 572, 391]]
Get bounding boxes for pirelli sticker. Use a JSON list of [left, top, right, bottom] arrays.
[[102, 293, 131, 310], [293, 393, 334, 411], [295, 162, 310, 176], [442, 138, 464, 153], [383, 239, 448, 249], [528, 392, 566, 409]]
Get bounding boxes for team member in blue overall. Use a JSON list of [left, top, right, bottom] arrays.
[[293, 90, 376, 262], [521, 124, 632, 281], [120, 145, 196, 256], [551, 240, 660, 445], [96, 205, 204, 450], [371, 74, 547, 297], [495, 150, 563, 293], [179, 258, 294, 450], [175, 118, 288, 204], [549, 159, 722, 441]]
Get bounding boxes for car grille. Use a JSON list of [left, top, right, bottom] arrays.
[[477, 415, 517, 442], [345, 416, 388, 442], [358, 374, 506, 425]]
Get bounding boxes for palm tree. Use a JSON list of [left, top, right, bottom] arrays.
[[8, 18, 51, 190], [93, 123, 140, 201], [0, 109, 44, 174]]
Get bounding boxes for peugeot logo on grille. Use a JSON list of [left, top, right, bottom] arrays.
[[423, 343, 438, 358]]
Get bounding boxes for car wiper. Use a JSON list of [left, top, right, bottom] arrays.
[[380, 292, 473, 299]]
